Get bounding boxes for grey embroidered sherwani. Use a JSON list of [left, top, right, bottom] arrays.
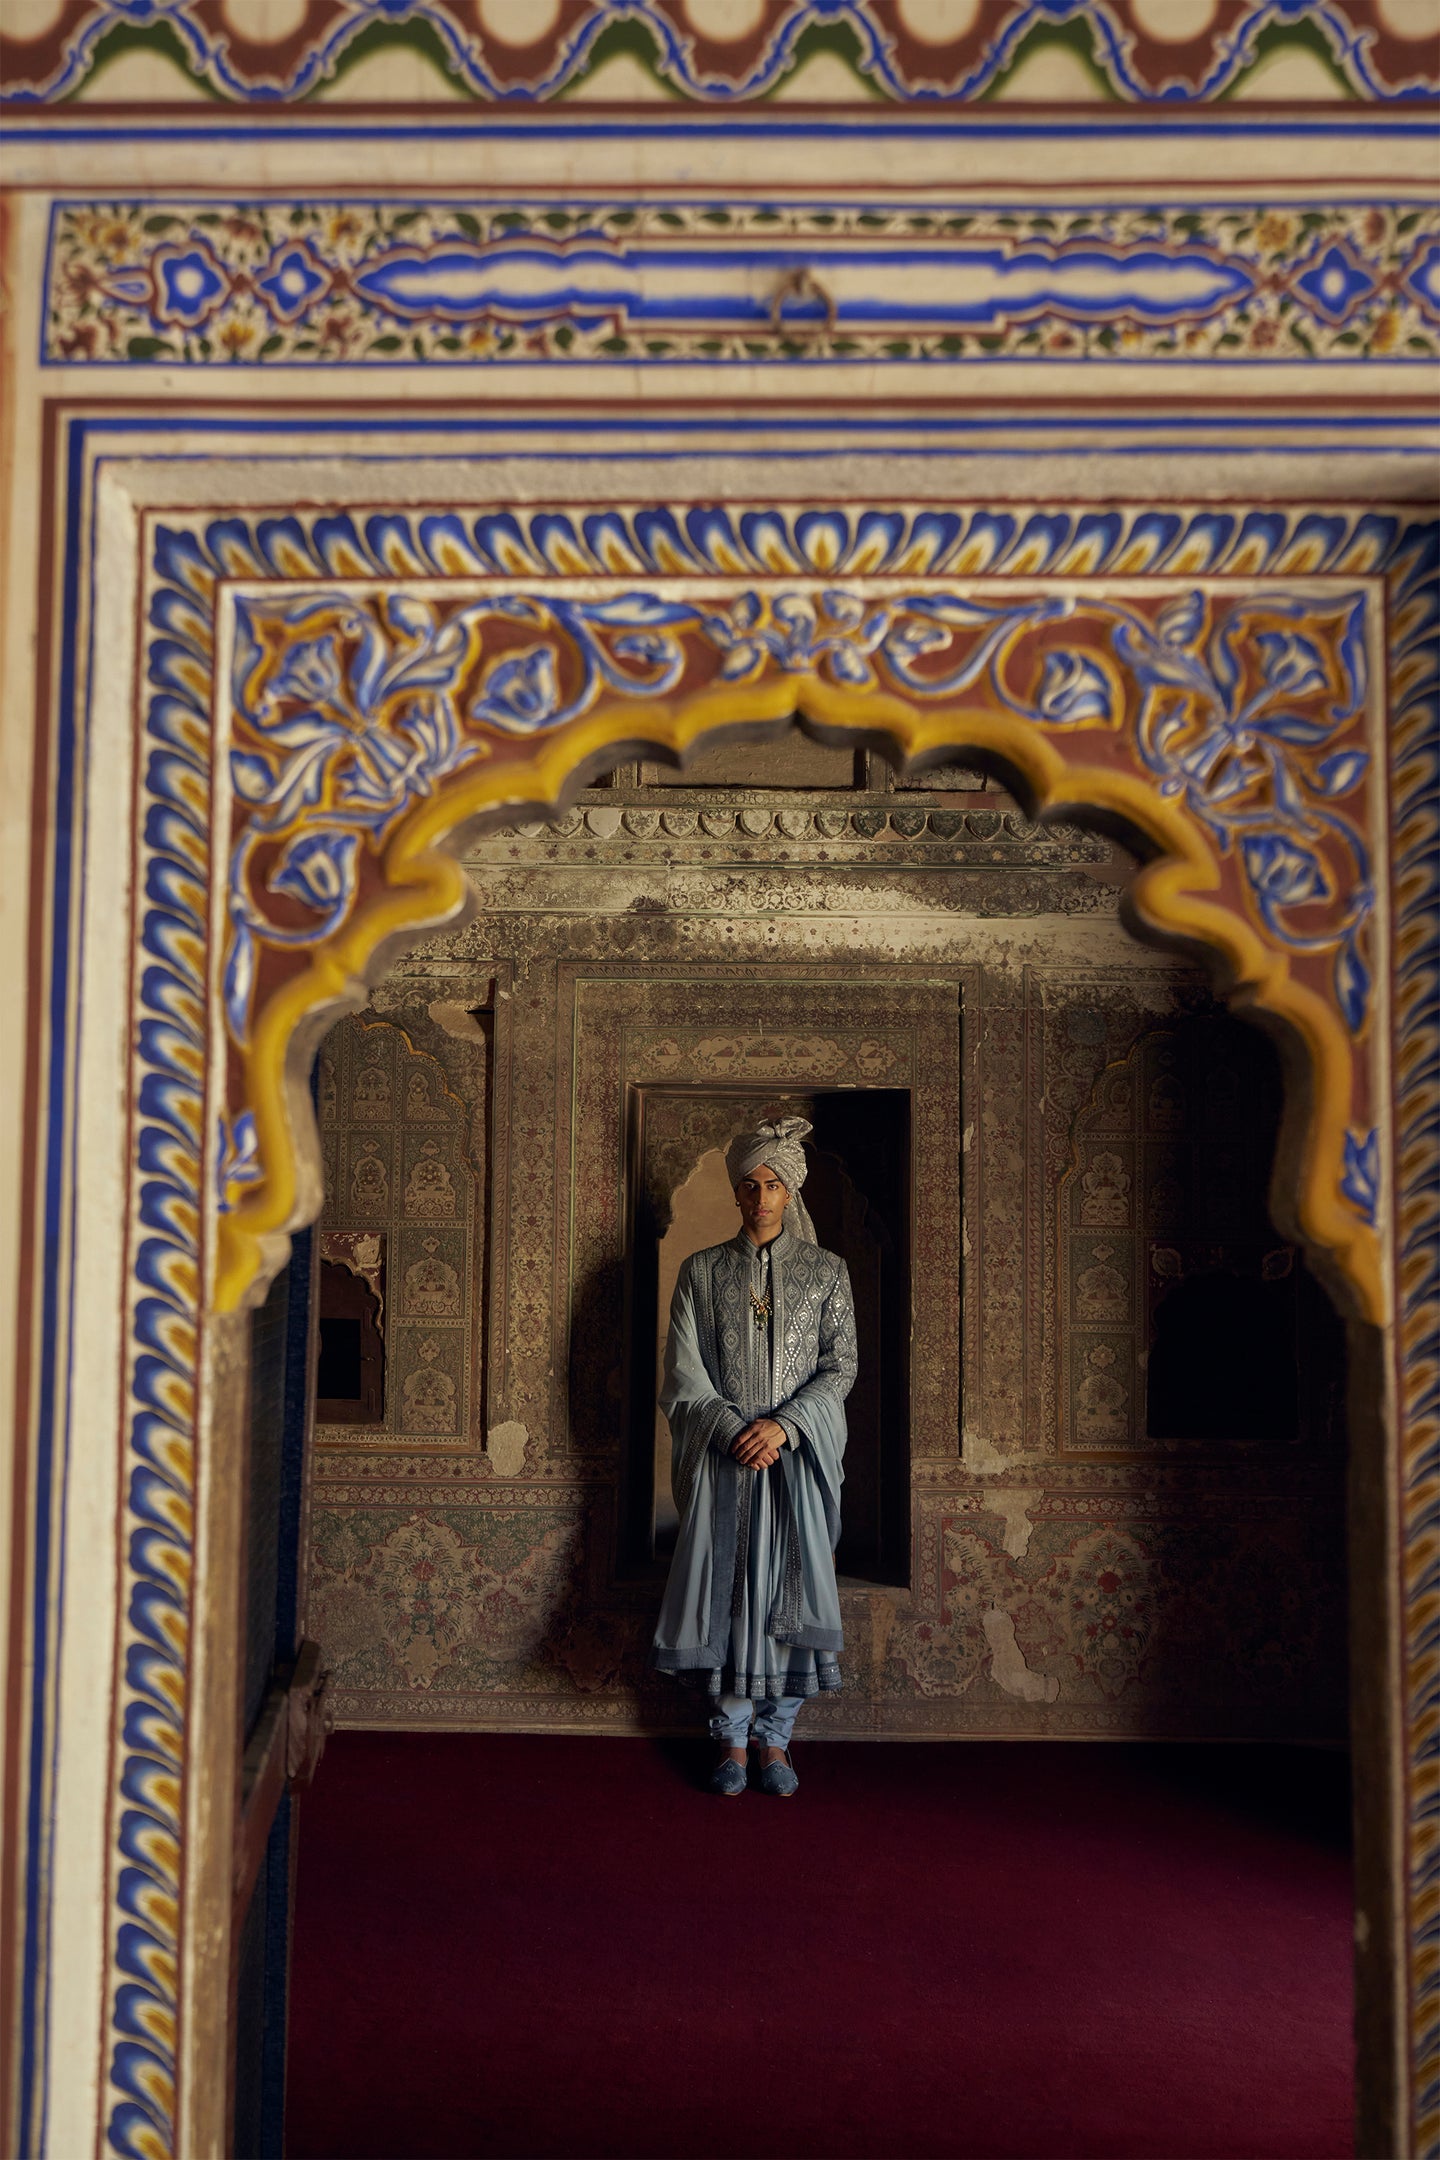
[[652, 1227, 858, 1700]]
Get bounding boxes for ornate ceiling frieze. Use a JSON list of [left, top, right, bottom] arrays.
[[4, 1, 1437, 107]]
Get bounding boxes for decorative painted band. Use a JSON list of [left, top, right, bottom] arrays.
[[46, 201, 1440, 367], [4, 0, 1438, 108]]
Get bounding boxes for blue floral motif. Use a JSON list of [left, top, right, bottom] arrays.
[[1315, 749, 1369, 796], [704, 589, 881, 683], [1335, 943, 1372, 1035], [472, 592, 693, 731], [1114, 587, 1374, 1035], [222, 920, 257, 1046], [215, 1110, 261, 1212], [881, 593, 1067, 695], [1402, 236, 1440, 324], [268, 829, 359, 914], [153, 244, 226, 327], [1037, 650, 1114, 725], [1240, 831, 1332, 910], [1341, 1128, 1380, 1225], [223, 592, 490, 1043], [692, 587, 1064, 698], [272, 637, 343, 706], [256, 243, 329, 322], [471, 646, 559, 730], [1291, 239, 1378, 325], [1254, 629, 1328, 701]]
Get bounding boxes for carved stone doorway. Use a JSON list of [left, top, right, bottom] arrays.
[[629, 1084, 910, 1585]]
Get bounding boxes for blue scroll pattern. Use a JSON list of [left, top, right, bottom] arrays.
[[107, 554, 210, 2160]]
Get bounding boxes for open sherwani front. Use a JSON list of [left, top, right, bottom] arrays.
[[652, 1227, 858, 1701]]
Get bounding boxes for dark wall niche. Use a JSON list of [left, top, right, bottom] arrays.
[[621, 1084, 911, 1589], [1061, 1006, 1347, 1455], [802, 1092, 911, 1585], [315, 1258, 385, 1424], [1136, 1013, 1346, 1448]]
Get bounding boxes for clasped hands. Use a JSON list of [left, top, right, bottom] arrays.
[[731, 1416, 787, 1470]]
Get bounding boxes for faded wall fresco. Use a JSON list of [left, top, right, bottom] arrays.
[[316, 1018, 487, 1449], [304, 761, 1347, 1738]]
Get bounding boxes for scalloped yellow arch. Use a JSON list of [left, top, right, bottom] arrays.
[[216, 678, 1380, 1323]]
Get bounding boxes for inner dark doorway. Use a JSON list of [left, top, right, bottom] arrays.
[[622, 1085, 911, 1587], [1138, 1013, 1345, 1448]]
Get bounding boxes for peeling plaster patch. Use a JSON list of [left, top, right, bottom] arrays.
[[963, 1427, 1041, 1475], [487, 1420, 529, 1477], [427, 998, 489, 1042], [868, 1593, 898, 1677], [993, 1487, 1042, 1558], [984, 1607, 1060, 1703]]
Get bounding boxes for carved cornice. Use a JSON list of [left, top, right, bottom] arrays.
[[489, 798, 1111, 858]]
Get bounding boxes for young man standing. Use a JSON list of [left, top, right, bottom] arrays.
[[651, 1117, 857, 1795]]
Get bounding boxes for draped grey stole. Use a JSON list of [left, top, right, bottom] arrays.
[[652, 1228, 857, 1697]]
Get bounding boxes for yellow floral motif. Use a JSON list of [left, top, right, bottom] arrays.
[[219, 313, 260, 357], [325, 208, 366, 247]]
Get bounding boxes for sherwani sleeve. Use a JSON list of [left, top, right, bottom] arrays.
[[660, 1256, 747, 1475]]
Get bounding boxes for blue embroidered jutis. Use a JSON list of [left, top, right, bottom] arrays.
[[652, 1227, 858, 1700]]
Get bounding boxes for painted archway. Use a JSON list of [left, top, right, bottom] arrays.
[[103, 497, 1433, 2157], [195, 538, 1389, 1311]]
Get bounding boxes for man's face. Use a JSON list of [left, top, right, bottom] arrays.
[[736, 1166, 789, 1243]]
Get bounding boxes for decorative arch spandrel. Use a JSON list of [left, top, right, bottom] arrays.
[[197, 553, 1386, 1320]]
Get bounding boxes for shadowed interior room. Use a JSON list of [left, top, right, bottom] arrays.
[[251, 733, 1354, 2156], [2, 14, 1436, 2160]]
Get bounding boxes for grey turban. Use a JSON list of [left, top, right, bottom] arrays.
[[725, 1116, 817, 1243]]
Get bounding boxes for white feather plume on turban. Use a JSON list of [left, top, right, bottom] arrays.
[[725, 1116, 817, 1243]]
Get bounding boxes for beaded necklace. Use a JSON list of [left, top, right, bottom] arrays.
[[749, 1245, 772, 1331]]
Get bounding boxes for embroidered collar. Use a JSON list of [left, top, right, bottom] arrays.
[[731, 1225, 794, 1264]]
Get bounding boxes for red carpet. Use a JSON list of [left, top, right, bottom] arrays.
[[285, 1736, 1352, 2160]]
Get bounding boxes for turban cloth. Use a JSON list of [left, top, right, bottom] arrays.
[[725, 1116, 817, 1243]]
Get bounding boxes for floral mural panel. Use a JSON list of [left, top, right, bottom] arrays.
[[317, 1013, 485, 1453]]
